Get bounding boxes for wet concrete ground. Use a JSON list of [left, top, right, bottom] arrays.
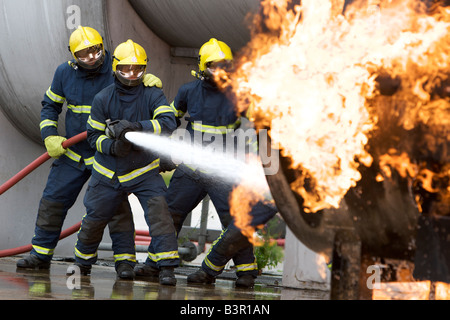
[[0, 256, 330, 300]]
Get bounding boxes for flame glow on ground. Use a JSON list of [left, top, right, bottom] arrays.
[[222, 0, 450, 232]]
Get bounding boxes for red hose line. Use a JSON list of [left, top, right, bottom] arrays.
[[0, 221, 82, 258], [0, 132, 87, 257], [0, 131, 87, 196]]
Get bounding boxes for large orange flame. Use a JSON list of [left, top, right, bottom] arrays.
[[226, 0, 450, 242]]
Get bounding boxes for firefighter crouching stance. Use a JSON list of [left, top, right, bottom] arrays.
[[73, 40, 179, 286], [17, 26, 161, 279]]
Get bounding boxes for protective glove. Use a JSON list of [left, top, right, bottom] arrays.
[[110, 140, 132, 157], [44, 135, 67, 159], [111, 120, 142, 142], [143, 73, 163, 88]]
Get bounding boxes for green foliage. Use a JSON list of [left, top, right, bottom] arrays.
[[254, 217, 284, 271]]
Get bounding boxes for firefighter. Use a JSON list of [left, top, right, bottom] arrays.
[[16, 26, 162, 280], [133, 38, 261, 288], [73, 39, 180, 286]]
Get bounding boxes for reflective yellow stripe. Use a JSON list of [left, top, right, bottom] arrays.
[[114, 253, 136, 262], [64, 148, 82, 163], [117, 159, 160, 183], [74, 247, 97, 261], [84, 156, 94, 167], [153, 105, 174, 118], [147, 250, 179, 262], [170, 101, 185, 117], [95, 135, 109, 153], [191, 120, 241, 134], [204, 256, 225, 272], [67, 104, 91, 114], [150, 120, 161, 135], [40, 119, 58, 130], [204, 229, 226, 269], [235, 260, 258, 272], [87, 116, 106, 131], [46, 87, 65, 104], [32, 245, 54, 256], [93, 159, 115, 179]]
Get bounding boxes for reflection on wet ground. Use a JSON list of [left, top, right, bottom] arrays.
[[0, 256, 330, 300]]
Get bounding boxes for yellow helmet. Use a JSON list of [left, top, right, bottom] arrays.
[[198, 38, 233, 72], [69, 26, 105, 70], [112, 39, 148, 86]]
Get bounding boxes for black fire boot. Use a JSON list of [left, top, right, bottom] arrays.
[[159, 267, 177, 286], [187, 268, 216, 285], [134, 264, 160, 278], [235, 274, 256, 288], [16, 254, 51, 270], [116, 263, 135, 280]]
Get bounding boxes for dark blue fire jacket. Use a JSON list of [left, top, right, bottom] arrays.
[[87, 80, 176, 187], [40, 51, 114, 170]]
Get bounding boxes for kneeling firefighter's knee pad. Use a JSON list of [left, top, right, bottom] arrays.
[[146, 196, 176, 237]]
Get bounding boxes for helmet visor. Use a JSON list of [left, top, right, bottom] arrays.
[[116, 64, 146, 80], [115, 64, 146, 87], [205, 60, 233, 78], [75, 44, 104, 69]]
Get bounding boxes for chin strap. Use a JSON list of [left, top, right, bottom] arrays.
[[191, 70, 209, 81]]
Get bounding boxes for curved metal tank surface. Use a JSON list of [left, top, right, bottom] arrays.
[[128, 0, 261, 51], [0, 0, 109, 144]]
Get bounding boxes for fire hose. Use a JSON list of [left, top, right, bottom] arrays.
[[0, 131, 88, 196], [0, 131, 282, 260], [0, 131, 195, 260], [0, 132, 87, 257]]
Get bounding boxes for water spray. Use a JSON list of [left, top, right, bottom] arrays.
[[125, 131, 272, 198]]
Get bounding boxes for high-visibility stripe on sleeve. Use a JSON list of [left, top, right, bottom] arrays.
[[95, 135, 109, 153], [150, 120, 161, 135], [153, 105, 174, 118], [46, 87, 65, 104], [40, 119, 58, 130], [87, 116, 106, 131], [170, 101, 185, 117]]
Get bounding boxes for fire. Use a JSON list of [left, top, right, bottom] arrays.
[[223, 0, 450, 227], [229, 183, 265, 246]]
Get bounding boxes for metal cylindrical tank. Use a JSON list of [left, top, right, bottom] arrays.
[[128, 0, 260, 51], [0, 0, 109, 144]]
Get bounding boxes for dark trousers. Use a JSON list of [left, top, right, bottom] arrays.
[[31, 159, 135, 267]]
